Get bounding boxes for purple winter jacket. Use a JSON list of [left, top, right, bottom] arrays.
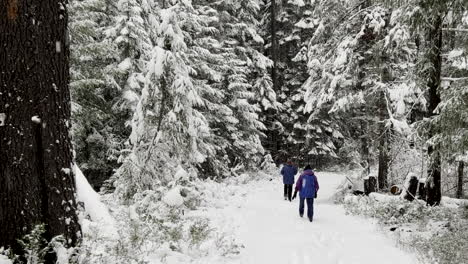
[[295, 169, 319, 193]]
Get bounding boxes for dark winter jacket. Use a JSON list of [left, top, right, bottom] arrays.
[[295, 170, 319, 198], [281, 164, 298, 185]]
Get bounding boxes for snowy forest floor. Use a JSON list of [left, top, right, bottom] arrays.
[[192, 172, 419, 264]]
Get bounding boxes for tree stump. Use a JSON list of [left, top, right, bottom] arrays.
[[364, 176, 377, 195], [403, 174, 419, 201], [418, 180, 427, 201]]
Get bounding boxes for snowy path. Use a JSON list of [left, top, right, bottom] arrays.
[[214, 172, 418, 264]]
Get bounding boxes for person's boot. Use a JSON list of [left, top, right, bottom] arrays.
[[309, 218, 313, 222]]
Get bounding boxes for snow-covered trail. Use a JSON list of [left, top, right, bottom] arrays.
[[220, 172, 418, 264]]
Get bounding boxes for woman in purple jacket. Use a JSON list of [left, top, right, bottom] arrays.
[[292, 165, 319, 222]]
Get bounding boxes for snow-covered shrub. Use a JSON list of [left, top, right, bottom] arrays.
[[344, 194, 468, 264], [188, 220, 212, 247], [333, 170, 364, 203], [260, 154, 278, 175], [0, 225, 80, 264], [412, 223, 468, 264], [387, 136, 425, 187], [75, 168, 256, 263], [213, 232, 243, 257], [0, 249, 14, 264]]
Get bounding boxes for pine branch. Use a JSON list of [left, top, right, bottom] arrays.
[[442, 27, 468, 33]]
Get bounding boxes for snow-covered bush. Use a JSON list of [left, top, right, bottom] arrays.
[[344, 194, 468, 264], [333, 170, 364, 203], [73, 166, 257, 263]]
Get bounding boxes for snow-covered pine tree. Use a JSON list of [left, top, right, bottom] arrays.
[[69, 0, 130, 190], [303, 1, 424, 181], [409, 0, 449, 205], [210, 0, 276, 171], [115, 1, 215, 198], [417, 0, 468, 199], [260, 0, 340, 166], [438, 9, 468, 198]]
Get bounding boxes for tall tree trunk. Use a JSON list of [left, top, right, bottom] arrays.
[[0, 0, 81, 257], [426, 15, 443, 206], [457, 161, 465, 199], [377, 109, 390, 190], [270, 0, 278, 92], [264, 0, 281, 159], [378, 56, 391, 191]]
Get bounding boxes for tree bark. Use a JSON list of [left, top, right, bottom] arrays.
[[425, 14, 443, 206], [270, 0, 278, 92], [377, 63, 391, 191], [360, 120, 370, 175], [418, 182, 427, 201], [0, 0, 81, 257], [457, 161, 464, 199], [364, 176, 377, 195], [403, 175, 418, 202]]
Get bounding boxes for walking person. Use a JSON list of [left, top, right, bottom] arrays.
[[292, 165, 319, 222], [280, 160, 297, 201]]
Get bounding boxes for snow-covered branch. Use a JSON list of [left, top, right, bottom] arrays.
[[441, 77, 468, 81], [442, 28, 468, 33]]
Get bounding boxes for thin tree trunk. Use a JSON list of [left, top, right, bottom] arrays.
[[360, 119, 370, 175], [270, 0, 278, 91], [266, 0, 280, 157], [457, 161, 465, 199], [377, 124, 390, 190], [426, 15, 443, 206], [0, 0, 81, 258]]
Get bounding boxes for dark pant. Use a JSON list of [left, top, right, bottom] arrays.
[[284, 184, 293, 201], [299, 197, 314, 220]]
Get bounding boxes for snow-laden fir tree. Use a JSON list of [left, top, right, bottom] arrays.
[[114, 1, 213, 199], [69, 0, 130, 189]]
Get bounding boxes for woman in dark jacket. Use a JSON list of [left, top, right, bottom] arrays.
[[280, 161, 297, 201]]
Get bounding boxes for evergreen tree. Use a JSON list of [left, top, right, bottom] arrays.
[[69, 0, 130, 190]]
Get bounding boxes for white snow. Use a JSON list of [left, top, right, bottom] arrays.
[[162, 187, 184, 207], [441, 196, 468, 208], [288, 0, 305, 7], [56, 41, 62, 53], [0, 113, 5, 126], [31, 115, 41, 124], [197, 172, 418, 264], [370, 192, 400, 202], [447, 49, 464, 59], [74, 165, 117, 238], [118, 58, 132, 71], [0, 255, 11, 264], [174, 165, 188, 181]]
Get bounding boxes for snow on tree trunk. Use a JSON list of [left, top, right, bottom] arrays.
[[0, 0, 81, 258]]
